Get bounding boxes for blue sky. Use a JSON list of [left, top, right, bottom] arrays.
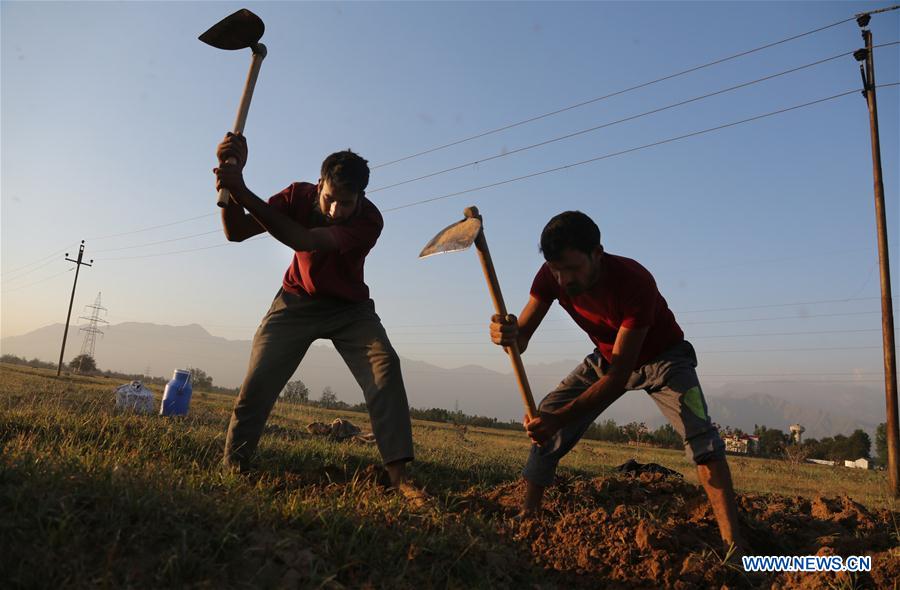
[[2, 1, 898, 390]]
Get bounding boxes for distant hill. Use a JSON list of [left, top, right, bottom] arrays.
[[1, 322, 884, 438]]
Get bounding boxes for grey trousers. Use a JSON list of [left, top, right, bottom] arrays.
[[224, 289, 414, 469], [523, 340, 726, 487]]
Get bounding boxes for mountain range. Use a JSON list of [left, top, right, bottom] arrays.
[[1, 322, 885, 439]]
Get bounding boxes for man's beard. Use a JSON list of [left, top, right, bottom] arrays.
[[564, 283, 585, 296], [312, 203, 342, 226], [563, 260, 600, 296]]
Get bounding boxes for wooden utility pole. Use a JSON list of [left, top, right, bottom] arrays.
[[56, 241, 93, 377], [855, 14, 899, 496]]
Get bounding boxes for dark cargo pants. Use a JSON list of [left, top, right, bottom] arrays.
[[523, 340, 725, 487], [224, 289, 414, 469]]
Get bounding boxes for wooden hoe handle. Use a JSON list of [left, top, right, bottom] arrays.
[[218, 47, 267, 207], [464, 207, 539, 420]]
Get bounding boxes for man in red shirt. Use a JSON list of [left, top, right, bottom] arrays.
[[490, 211, 748, 552], [214, 133, 419, 498]]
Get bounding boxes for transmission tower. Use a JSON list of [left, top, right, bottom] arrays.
[[78, 291, 108, 363]]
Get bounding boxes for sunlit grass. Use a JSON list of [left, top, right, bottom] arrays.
[[1, 362, 895, 588]]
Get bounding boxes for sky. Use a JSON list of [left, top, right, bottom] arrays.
[[2, 1, 898, 394]]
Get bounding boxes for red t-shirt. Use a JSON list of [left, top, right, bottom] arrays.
[[530, 253, 684, 367], [267, 182, 382, 302]]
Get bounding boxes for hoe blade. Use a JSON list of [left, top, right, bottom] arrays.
[[418, 217, 482, 259], [199, 8, 265, 50]]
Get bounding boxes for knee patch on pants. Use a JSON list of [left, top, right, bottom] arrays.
[[685, 426, 726, 464]]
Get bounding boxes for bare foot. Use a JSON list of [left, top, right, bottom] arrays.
[[395, 481, 431, 511], [383, 460, 430, 510]]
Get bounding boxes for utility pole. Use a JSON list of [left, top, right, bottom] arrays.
[[56, 241, 93, 377], [854, 13, 899, 496]]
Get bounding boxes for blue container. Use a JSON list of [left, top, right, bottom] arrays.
[[160, 369, 193, 416]]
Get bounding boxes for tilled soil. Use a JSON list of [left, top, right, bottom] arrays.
[[459, 472, 899, 589]]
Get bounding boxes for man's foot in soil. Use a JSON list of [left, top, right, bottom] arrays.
[[509, 507, 541, 524], [385, 460, 431, 510], [395, 481, 432, 511], [221, 458, 250, 475]]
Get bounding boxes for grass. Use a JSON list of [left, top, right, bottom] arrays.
[[1, 362, 896, 588]]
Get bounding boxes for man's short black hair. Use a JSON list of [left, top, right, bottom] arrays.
[[321, 150, 370, 196], [540, 211, 602, 261]]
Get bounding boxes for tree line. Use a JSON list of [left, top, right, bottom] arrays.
[[280, 377, 890, 464], [279, 378, 685, 448], [751, 424, 878, 464]]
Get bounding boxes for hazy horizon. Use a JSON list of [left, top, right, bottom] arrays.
[[1, 319, 886, 440]]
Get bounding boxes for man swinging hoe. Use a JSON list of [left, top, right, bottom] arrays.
[[420, 208, 749, 555], [492, 211, 749, 554]]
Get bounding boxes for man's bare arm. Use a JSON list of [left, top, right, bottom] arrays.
[[490, 296, 551, 353], [523, 324, 649, 446], [233, 184, 337, 252], [557, 325, 649, 423], [213, 131, 336, 251], [215, 163, 337, 252], [221, 198, 265, 242]]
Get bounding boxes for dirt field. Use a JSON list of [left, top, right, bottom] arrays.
[[463, 473, 898, 589]]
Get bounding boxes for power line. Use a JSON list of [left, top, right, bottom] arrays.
[[381, 84, 900, 213], [279, 361, 886, 381], [1, 267, 74, 293], [386, 327, 884, 345], [86, 213, 217, 241], [399, 345, 882, 356], [1, 245, 76, 277], [94, 308, 892, 339], [857, 5, 900, 18], [698, 378, 883, 383], [95, 242, 232, 262], [386, 310, 885, 334], [19, 74, 895, 269], [666, 249, 876, 275], [677, 296, 882, 314], [371, 14, 860, 169], [382, 298, 883, 328], [1, 257, 65, 283], [2, 214, 218, 276], [94, 234, 266, 261], [370, 45, 900, 194], [690, 328, 883, 339], [99, 301, 889, 334], [91, 229, 221, 254], [698, 346, 882, 354], [684, 310, 882, 325], [8, 13, 897, 272]]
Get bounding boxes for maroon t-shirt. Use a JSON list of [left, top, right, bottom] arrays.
[[530, 253, 684, 367], [267, 182, 382, 302]]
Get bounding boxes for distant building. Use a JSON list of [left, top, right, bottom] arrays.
[[789, 423, 805, 444], [723, 434, 760, 455], [807, 458, 837, 467], [807, 458, 870, 469], [844, 458, 870, 470], [724, 437, 747, 454]]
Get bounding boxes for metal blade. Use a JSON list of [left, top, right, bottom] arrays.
[[199, 9, 265, 50], [418, 217, 482, 258]]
